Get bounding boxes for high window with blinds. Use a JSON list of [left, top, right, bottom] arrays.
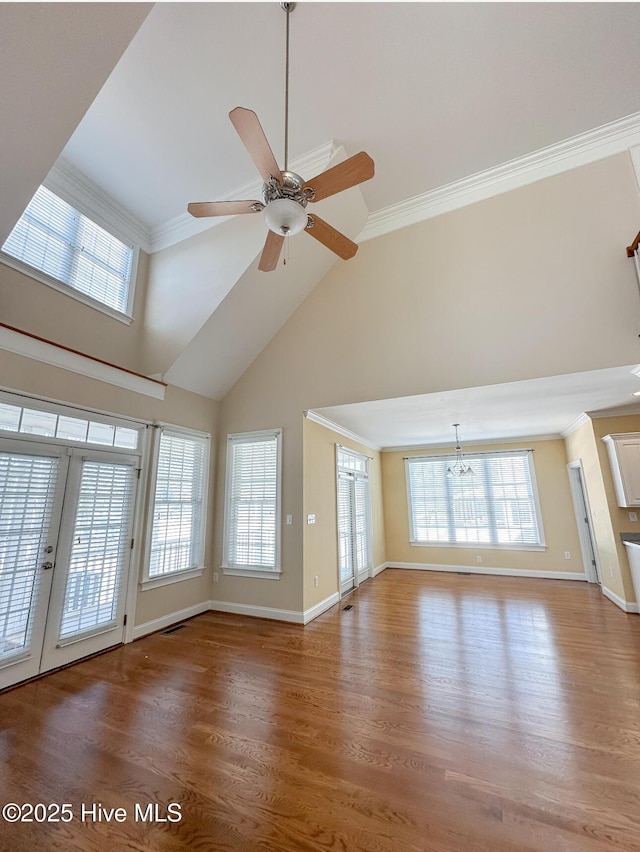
[[146, 427, 209, 584], [405, 450, 545, 549], [223, 430, 282, 576], [1, 185, 134, 316]]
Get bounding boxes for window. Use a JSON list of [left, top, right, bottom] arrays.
[[406, 450, 545, 549], [223, 430, 282, 578], [0, 397, 139, 450], [146, 427, 209, 587], [2, 185, 134, 316]]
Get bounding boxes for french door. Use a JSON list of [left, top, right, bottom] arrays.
[[337, 448, 371, 596], [0, 440, 137, 689]]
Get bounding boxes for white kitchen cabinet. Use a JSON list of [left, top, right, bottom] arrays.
[[603, 433, 640, 507]]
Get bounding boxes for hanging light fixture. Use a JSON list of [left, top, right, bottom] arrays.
[[446, 424, 474, 478]]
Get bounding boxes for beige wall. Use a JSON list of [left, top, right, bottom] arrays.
[[0, 348, 218, 627], [382, 438, 583, 575], [215, 152, 640, 610], [569, 413, 640, 603], [302, 417, 385, 612], [0, 251, 150, 374]]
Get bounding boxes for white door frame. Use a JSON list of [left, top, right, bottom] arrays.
[[567, 460, 600, 583]]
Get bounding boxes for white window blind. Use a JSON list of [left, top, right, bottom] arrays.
[[149, 429, 208, 579], [224, 430, 282, 573], [60, 460, 135, 639], [406, 450, 544, 548], [2, 185, 133, 314], [0, 452, 59, 660]]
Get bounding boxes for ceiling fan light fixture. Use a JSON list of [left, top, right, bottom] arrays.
[[263, 197, 308, 236]]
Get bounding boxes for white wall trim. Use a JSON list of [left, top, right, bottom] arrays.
[[372, 562, 387, 577], [305, 409, 381, 451], [0, 324, 166, 400], [358, 111, 640, 244], [131, 601, 211, 640], [561, 413, 592, 439], [47, 157, 151, 253], [601, 585, 640, 614], [303, 592, 340, 624], [385, 561, 587, 581], [150, 141, 336, 253], [209, 599, 304, 624]]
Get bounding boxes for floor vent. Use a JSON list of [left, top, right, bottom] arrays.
[[162, 624, 186, 635], [456, 572, 472, 575], [343, 604, 354, 611]]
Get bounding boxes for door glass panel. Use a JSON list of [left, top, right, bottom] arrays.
[[354, 477, 369, 573], [338, 473, 354, 584], [59, 460, 134, 639], [0, 453, 59, 660]]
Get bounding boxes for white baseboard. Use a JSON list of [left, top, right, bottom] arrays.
[[372, 562, 387, 578], [303, 592, 340, 624], [132, 601, 211, 640], [209, 599, 304, 624], [601, 585, 640, 613], [385, 561, 588, 582]]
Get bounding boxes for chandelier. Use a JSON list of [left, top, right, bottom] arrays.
[[446, 424, 474, 478]]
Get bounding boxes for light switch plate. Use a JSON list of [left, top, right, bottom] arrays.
[[307, 513, 316, 524]]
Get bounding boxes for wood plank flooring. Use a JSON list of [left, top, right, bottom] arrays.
[[1, 569, 640, 851]]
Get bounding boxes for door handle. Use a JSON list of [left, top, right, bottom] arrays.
[[42, 561, 54, 570], [44, 546, 53, 554]]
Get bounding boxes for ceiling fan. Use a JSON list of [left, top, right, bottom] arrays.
[[187, 3, 375, 272]]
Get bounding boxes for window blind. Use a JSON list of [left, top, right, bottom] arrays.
[[225, 431, 281, 572], [149, 431, 208, 578], [2, 185, 133, 314], [406, 451, 543, 547], [0, 452, 59, 659], [59, 460, 135, 639]]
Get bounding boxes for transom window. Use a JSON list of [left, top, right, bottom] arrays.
[[0, 396, 140, 450], [2, 185, 134, 316], [405, 450, 545, 549]]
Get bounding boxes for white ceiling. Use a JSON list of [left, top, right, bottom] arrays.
[[6, 3, 640, 444], [61, 2, 640, 231], [314, 366, 640, 449]]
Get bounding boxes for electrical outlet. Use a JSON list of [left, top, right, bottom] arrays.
[[307, 513, 316, 525], [564, 551, 571, 560], [314, 575, 319, 588], [213, 571, 219, 583], [476, 555, 482, 563], [630, 512, 638, 523], [286, 514, 293, 525]]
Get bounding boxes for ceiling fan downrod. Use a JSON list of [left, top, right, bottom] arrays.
[[281, 2, 295, 173]]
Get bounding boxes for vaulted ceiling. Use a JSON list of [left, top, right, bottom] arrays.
[[5, 2, 640, 441]]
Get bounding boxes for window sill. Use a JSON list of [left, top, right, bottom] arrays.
[[410, 541, 547, 552], [140, 566, 204, 591], [0, 254, 134, 325], [222, 566, 281, 580]]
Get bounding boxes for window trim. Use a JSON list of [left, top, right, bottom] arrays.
[[0, 178, 139, 324], [141, 423, 210, 590], [222, 428, 283, 578], [405, 448, 546, 551]]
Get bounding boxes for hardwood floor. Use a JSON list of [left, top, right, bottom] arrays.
[[1, 569, 640, 851]]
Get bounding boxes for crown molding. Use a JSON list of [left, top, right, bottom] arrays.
[[46, 158, 152, 253], [358, 111, 640, 244], [304, 409, 381, 452], [560, 413, 592, 439], [150, 140, 336, 254], [587, 403, 640, 419]]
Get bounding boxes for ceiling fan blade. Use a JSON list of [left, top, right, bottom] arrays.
[[305, 152, 374, 203], [305, 215, 358, 260], [229, 107, 283, 185], [187, 200, 261, 218], [258, 230, 285, 272]]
